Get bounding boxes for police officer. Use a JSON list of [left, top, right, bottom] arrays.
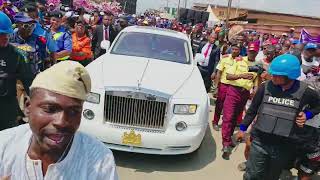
[[0, 12, 34, 130], [21, 2, 58, 68], [10, 13, 45, 74], [236, 54, 320, 180], [49, 10, 72, 62]]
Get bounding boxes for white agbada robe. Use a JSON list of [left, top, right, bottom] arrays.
[[0, 124, 118, 180]]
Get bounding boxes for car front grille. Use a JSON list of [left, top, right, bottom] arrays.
[[105, 93, 167, 130]]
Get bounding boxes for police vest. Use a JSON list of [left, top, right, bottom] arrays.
[[254, 81, 308, 137], [53, 32, 70, 61], [11, 43, 40, 75], [0, 45, 18, 97]]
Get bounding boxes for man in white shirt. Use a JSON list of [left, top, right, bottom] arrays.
[[301, 43, 319, 78], [255, 40, 271, 66], [196, 33, 220, 92], [0, 61, 118, 180]]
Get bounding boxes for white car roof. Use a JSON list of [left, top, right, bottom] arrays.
[[121, 26, 189, 41]]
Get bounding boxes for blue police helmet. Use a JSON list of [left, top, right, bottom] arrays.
[[0, 12, 14, 34], [268, 54, 301, 80]]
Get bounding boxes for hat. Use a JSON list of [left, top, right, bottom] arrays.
[[14, 12, 35, 23], [291, 39, 301, 45], [304, 43, 318, 50], [282, 33, 288, 36], [290, 27, 295, 31], [30, 61, 91, 100], [231, 42, 241, 48], [248, 42, 259, 52], [49, 11, 63, 18], [21, 3, 37, 13]]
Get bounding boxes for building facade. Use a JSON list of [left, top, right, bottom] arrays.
[[192, 3, 320, 37]]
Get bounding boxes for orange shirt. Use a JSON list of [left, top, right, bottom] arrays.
[[71, 33, 93, 61]]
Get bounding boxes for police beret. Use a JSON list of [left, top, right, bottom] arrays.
[[36, 0, 46, 5], [49, 11, 63, 18], [14, 12, 35, 23], [43, 11, 50, 17], [21, 2, 37, 13]]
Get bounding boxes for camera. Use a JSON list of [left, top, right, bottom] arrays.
[[248, 65, 264, 74]]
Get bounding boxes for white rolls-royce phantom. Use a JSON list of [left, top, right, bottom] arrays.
[[80, 26, 210, 155]]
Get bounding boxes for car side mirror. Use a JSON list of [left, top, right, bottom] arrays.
[[100, 40, 110, 50], [194, 53, 206, 65]]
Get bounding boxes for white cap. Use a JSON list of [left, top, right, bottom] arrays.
[[30, 61, 91, 100]]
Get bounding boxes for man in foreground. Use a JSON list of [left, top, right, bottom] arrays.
[[0, 61, 118, 180]]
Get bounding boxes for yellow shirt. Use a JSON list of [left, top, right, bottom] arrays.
[[226, 57, 259, 91], [216, 55, 235, 85]]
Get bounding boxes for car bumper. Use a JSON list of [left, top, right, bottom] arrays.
[[79, 120, 207, 155]]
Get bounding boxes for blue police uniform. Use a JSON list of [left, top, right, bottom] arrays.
[[51, 26, 72, 61], [33, 21, 58, 53], [10, 25, 58, 73]]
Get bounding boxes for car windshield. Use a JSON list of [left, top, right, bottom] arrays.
[[111, 32, 190, 64]]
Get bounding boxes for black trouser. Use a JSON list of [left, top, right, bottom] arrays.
[[0, 97, 19, 131], [244, 139, 295, 180], [198, 66, 212, 93]]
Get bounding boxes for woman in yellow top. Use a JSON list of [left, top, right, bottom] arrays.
[[71, 20, 93, 66]]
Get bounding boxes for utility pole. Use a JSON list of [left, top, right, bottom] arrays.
[[225, 0, 233, 30], [224, 0, 232, 41], [123, 1, 127, 13], [177, 0, 181, 20]]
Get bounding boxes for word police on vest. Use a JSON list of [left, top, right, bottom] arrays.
[[268, 97, 295, 107]]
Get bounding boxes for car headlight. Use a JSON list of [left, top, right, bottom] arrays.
[[86, 92, 100, 104], [173, 104, 197, 114]]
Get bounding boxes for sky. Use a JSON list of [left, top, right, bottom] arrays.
[[136, 0, 320, 18]]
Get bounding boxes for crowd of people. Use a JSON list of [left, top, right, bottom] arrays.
[[1, 0, 320, 180]]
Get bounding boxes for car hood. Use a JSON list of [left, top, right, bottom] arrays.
[[102, 54, 195, 95]]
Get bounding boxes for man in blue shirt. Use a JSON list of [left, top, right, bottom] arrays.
[[21, 2, 58, 61], [10, 13, 56, 73]]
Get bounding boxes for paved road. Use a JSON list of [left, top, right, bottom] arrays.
[[113, 103, 245, 180], [113, 104, 320, 180]]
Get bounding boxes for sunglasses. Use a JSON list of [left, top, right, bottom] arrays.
[[19, 23, 35, 30]]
